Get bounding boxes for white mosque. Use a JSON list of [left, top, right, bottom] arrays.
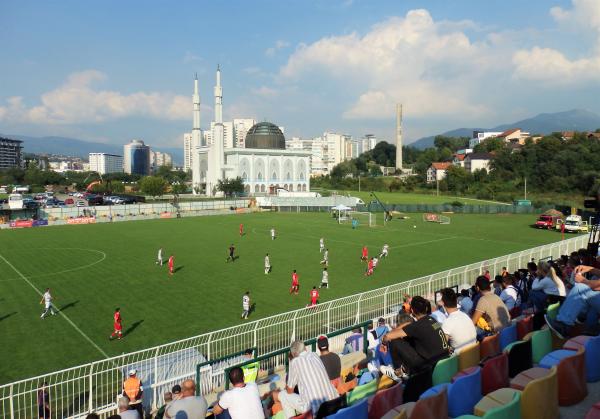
[[190, 67, 311, 196]]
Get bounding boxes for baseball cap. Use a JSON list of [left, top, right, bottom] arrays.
[[317, 335, 328, 349], [128, 369, 137, 376]]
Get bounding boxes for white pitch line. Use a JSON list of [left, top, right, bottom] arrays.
[[0, 252, 109, 359], [389, 236, 457, 250]]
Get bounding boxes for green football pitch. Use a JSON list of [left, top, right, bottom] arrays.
[[0, 212, 565, 383]]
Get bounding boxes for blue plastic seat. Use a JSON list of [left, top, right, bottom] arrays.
[[499, 324, 517, 351], [420, 366, 482, 417], [327, 397, 368, 418], [539, 349, 576, 369]]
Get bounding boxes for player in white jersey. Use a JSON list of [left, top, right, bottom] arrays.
[[319, 238, 325, 253], [379, 244, 389, 259], [270, 227, 276, 240], [241, 291, 251, 319], [372, 256, 379, 269], [156, 247, 163, 265], [40, 288, 56, 319], [320, 248, 329, 266], [320, 267, 329, 288], [264, 253, 271, 274]]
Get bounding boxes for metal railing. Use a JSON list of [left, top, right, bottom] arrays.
[[0, 234, 588, 418]]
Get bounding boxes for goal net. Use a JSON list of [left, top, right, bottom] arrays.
[[423, 213, 451, 225], [346, 211, 377, 227]]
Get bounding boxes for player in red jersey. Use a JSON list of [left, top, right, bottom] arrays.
[[168, 255, 174, 276], [239, 223, 244, 237], [290, 270, 299, 294], [361, 246, 368, 262], [365, 258, 374, 276], [309, 286, 319, 307], [110, 308, 123, 340]]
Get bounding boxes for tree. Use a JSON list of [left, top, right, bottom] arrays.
[[139, 176, 167, 197], [171, 183, 188, 196], [217, 177, 245, 197]]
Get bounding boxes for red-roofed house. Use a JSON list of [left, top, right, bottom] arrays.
[[497, 128, 530, 144], [452, 154, 466, 168], [427, 162, 452, 183]]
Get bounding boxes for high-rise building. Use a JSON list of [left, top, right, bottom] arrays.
[[151, 151, 173, 170], [123, 139, 151, 175], [89, 153, 124, 175], [233, 118, 256, 148], [0, 137, 23, 169], [183, 133, 193, 171], [361, 134, 378, 154]]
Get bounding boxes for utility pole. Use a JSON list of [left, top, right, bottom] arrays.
[[436, 178, 440, 197], [524, 177, 527, 200]]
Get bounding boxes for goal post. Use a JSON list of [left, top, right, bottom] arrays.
[[347, 211, 377, 227], [423, 213, 451, 225]]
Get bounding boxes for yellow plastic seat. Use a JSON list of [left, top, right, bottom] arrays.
[[459, 342, 480, 371]]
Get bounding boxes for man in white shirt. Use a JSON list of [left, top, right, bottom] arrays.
[[264, 253, 271, 274], [319, 238, 325, 253], [40, 288, 56, 319], [379, 244, 389, 259], [440, 288, 477, 354], [320, 249, 329, 267], [320, 268, 329, 289], [500, 275, 521, 311], [271, 227, 276, 240], [213, 367, 265, 419], [156, 247, 163, 266], [241, 292, 251, 319]]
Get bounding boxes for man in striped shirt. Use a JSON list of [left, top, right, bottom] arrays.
[[278, 341, 338, 417]]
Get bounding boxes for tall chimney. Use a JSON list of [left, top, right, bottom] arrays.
[[395, 103, 403, 171]]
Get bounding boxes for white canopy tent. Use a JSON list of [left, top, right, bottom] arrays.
[[331, 204, 352, 223]]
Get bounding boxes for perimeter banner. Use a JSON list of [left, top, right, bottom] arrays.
[[67, 217, 96, 225]]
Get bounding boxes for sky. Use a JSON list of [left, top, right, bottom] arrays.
[[2, 0, 600, 148]]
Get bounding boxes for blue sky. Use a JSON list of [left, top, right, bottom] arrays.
[[2, 0, 600, 147]]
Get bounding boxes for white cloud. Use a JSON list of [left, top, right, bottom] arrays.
[[265, 40, 291, 57], [550, 0, 600, 32], [0, 70, 190, 125], [251, 86, 279, 98], [278, 9, 493, 119], [183, 51, 202, 63]]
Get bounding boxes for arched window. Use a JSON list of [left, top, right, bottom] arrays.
[[257, 172, 263, 181], [254, 185, 260, 193], [299, 172, 305, 180], [260, 185, 266, 192], [242, 172, 248, 181], [272, 171, 278, 181], [302, 184, 307, 192]]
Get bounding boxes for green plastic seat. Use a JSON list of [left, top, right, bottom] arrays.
[[528, 328, 552, 364], [432, 355, 459, 386], [456, 391, 521, 419], [546, 302, 560, 321], [346, 377, 378, 405]]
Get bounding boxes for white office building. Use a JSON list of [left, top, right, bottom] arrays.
[[151, 151, 173, 170], [89, 153, 124, 175], [234, 118, 256, 148], [183, 133, 194, 171]]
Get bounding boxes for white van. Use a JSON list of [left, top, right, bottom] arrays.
[[8, 193, 24, 210], [557, 215, 589, 233]]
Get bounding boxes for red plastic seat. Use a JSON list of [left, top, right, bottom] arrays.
[[368, 383, 403, 419], [585, 402, 600, 419], [480, 353, 509, 395], [516, 316, 533, 340], [480, 334, 501, 360]]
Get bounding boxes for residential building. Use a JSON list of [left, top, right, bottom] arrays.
[[89, 153, 124, 175], [151, 151, 173, 170], [0, 137, 23, 169], [361, 134, 379, 153], [233, 118, 256, 148], [426, 162, 452, 183], [469, 131, 503, 149], [452, 154, 466, 168], [183, 133, 193, 171], [496, 128, 530, 145], [464, 152, 492, 173], [123, 139, 151, 175]]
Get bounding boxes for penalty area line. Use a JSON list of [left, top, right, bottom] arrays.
[[0, 252, 110, 359]]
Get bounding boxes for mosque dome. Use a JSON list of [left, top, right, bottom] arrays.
[[244, 122, 285, 149]]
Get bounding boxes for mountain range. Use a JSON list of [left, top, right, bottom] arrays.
[[1, 134, 184, 166], [408, 109, 600, 149]]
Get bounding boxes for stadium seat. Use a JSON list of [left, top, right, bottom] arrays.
[[315, 395, 347, 419], [327, 398, 368, 419], [480, 334, 501, 360], [422, 367, 481, 417], [381, 386, 448, 419], [563, 334, 600, 382], [291, 411, 313, 419], [514, 366, 558, 419], [524, 328, 552, 364], [402, 366, 433, 403], [516, 316, 533, 340], [377, 374, 397, 391], [545, 302, 560, 320], [472, 387, 521, 418], [585, 402, 600, 419], [432, 355, 459, 386], [458, 342, 480, 371], [539, 347, 587, 406], [368, 383, 403, 419], [499, 324, 517, 351], [509, 367, 552, 391], [504, 339, 532, 378], [480, 353, 509, 395], [346, 378, 378, 405]]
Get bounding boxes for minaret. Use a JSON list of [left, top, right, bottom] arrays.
[[395, 103, 403, 171], [214, 65, 223, 124], [191, 74, 202, 192], [209, 65, 225, 194]]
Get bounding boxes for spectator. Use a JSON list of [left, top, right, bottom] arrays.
[[527, 261, 538, 288], [501, 267, 509, 277], [241, 348, 259, 383], [500, 275, 521, 311], [429, 299, 447, 324], [343, 328, 363, 353], [471, 276, 510, 339], [122, 369, 143, 417], [117, 397, 139, 419], [212, 367, 265, 419], [37, 382, 50, 419], [493, 276, 503, 296], [458, 289, 473, 315], [530, 261, 566, 312], [165, 379, 207, 419], [278, 341, 338, 418], [376, 313, 413, 368], [366, 322, 378, 350], [374, 317, 390, 340], [380, 296, 449, 381], [439, 288, 477, 353], [156, 392, 172, 419], [483, 270, 491, 280], [171, 384, 181, 401], [546, 264, 600, 339], [317, 335, 341, 381]]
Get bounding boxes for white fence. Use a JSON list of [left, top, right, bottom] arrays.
[[0, 235, 588, 418]]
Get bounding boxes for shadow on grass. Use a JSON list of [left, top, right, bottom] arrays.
[[123, 320, 144, 337], [173, 266, 184, 273], [58, 300, 79, 313], [0, 312, 17, 321]]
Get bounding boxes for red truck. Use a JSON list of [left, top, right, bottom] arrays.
[[535, 214, 562, 229]]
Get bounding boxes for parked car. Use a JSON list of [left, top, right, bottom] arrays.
[[76, 200, 87, 207], [64, 198, 75, 205], [44, 199, 65, 208]]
